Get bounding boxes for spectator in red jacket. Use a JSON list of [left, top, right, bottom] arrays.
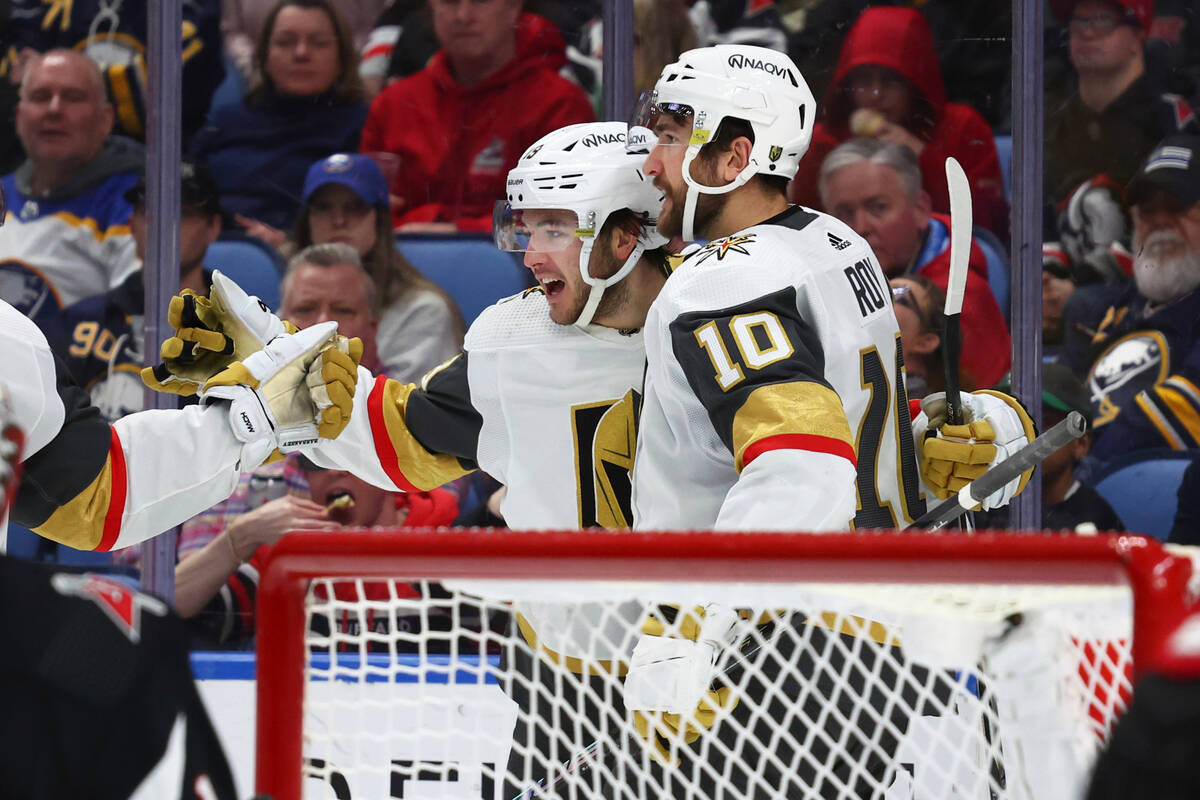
[[790, 6, 1009, 240], [820, 137, 1011, 390], [360, 1, 594, 233]]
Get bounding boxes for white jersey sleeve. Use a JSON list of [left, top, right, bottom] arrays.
[[633, 207, 927, 532], [2, 299, 247, 551]]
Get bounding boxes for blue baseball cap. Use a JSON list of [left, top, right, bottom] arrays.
[[302, 153, 389, 207]]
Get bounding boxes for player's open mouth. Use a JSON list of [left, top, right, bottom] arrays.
[[542, 279, 565, 298]]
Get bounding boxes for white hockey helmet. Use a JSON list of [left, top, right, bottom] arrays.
[[630, 45, 815, 240], [494, 121, 667, 327]]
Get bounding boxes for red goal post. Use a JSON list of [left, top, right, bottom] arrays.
[[256, 530, 1195, 800]]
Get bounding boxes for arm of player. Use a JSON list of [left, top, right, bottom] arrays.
[[8, 314, 349, 551], [13, 382, 247, 552], [303, 352, 482, 492], [665, 287, 858, 531], [145, 274, 481, 493]]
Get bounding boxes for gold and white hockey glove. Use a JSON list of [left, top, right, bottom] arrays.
[[142, 270, 297, 396], [200, 322, 349, 467], [915, 389, 1037, 510], [307, 335, 363, 440], [626, 605, 740, 766]]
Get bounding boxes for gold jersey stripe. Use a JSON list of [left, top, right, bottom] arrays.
[[731, 381, 853, 472], [374, 379, 471, 491], [34, 455, 116, 551]]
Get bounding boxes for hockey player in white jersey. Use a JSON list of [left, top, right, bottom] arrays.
[[628, 44, 1034, 531], [193, 120, 671, 531], [615, 44, 1040, 796]]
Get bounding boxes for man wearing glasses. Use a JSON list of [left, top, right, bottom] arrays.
[[1045, 0, 1197, 206]]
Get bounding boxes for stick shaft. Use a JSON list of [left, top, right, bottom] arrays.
[[942, 318, 963, 425], [943, 157, 972, 426], [910, 411, 1088, 530]]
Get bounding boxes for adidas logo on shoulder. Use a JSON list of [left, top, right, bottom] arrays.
[[827, 232, 851, 251]]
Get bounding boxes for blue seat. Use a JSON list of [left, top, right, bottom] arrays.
[[1090, 448, 1197, 540], [397, 234, 532, 327], [203, 236, 285, 311], [994, 134, 1012, 202], [972, 225, 1010, 320]]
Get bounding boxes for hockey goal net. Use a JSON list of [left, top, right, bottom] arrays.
[[255, 530, 1194, 800]]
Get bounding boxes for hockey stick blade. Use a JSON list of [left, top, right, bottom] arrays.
[[910, 411, 1088, 530], [943, 157, 972, 426]]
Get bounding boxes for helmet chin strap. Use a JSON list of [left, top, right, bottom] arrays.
[[679, 144, 759, 242], [575, 238, 647, 328]]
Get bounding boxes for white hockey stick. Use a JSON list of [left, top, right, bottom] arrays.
[[943, 157, 972, 426]]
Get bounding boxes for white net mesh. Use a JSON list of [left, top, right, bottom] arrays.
[[293, 576, 1134, 800]]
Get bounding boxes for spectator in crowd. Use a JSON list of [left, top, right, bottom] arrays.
[[46, 161, 224, 424], [0, 50, 141, 332], [789, 6, 1009, 239], [360, 0, 594, 232], [1043, 242, 1081, 360], [978, 364, 1125, 533], [889, 274, 946, 400], [785, 1, 1013, 133], [819, 137, 1011, 390], [3, 0, 224, 145], [293, 154, 463, 381], [222, 0, 388, 85], [173, 244, 459, 644], [1045, 0, 1197, 208], [191, 0, 368, 234], [1066, 134, 1200, 469], [360, 1, 596, 100], [278, 243, 385, 371], [175, 456, 457, 646]]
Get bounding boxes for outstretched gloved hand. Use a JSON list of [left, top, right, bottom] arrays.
[[200, 322, 359, 468], [142, 270, 297, 396]]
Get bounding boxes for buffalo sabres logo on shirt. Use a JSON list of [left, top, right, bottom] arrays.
[[1087, 331, 1170, 426], [0, 262, 61, 328], [693, 234, 756, 265], [51, 573, 168, 643]]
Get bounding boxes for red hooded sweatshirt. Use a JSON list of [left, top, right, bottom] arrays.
[[790, 8, 1008, 239], [361, 14, 595, 232]]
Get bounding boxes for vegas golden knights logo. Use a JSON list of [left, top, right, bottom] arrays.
[[768, 145, 783, 162], [571, 389, 640, 528]]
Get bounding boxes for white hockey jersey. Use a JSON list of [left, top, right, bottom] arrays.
[[633, 206, 927, 532], [2, 299, 247, 551], [312, 288, 648, 530]]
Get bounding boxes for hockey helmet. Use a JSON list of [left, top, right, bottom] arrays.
[[494, 121, 667, 327], [629, 45, 815, 240]]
